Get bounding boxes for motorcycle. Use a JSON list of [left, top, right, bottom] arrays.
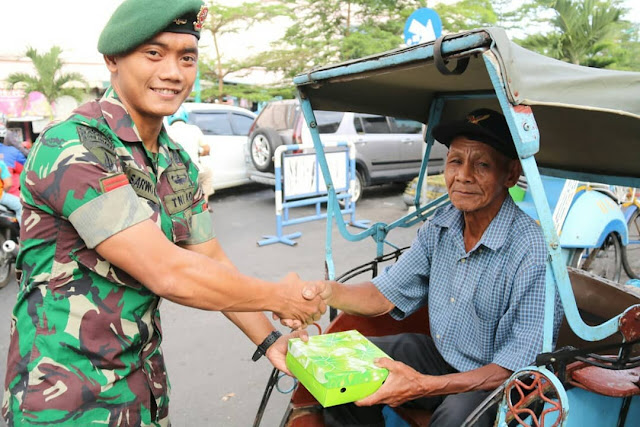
[[0, 204, 19, 289]]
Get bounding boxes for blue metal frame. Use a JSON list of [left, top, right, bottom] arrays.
[[258, 142, 367, 247], [482, 55, 623, 345]]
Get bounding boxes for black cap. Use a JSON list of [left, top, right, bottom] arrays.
[[432, 108, 517, 159]]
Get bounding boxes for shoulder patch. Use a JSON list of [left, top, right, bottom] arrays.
[[100, 173, 129, 193], [77, 125, 117, 171]]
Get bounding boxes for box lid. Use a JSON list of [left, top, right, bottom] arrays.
[[287, 330, 390, 389]]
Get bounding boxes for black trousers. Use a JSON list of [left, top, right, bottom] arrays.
[[323, 333, 498, 427]]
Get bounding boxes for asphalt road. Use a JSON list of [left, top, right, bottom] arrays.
[[0, 182, 417, 427]]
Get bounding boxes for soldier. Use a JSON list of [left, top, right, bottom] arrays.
[[2, 1, 325, 426]]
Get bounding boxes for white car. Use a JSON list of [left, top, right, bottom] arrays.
[[177, 103, 257, 191]]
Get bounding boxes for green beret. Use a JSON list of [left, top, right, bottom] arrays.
[[98, 0, 207, 55]]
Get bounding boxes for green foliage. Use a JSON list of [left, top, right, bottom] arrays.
[[259, 0, 497, 82], [5, 46, 87, 109], [434, 0, 498, 33], [201, 1, 291, 102], [608, 20, 640, 70], [515, 0, 628, 67]]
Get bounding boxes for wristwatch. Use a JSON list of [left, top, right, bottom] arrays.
[[252, 330, 283, 362]]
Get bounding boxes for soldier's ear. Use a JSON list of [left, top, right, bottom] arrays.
[[104, 55, 118, 71]]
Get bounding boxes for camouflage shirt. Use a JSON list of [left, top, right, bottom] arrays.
[[2, 87, 214, 426]]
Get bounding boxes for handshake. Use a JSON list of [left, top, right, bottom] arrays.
[[272, 273, 333, 330]]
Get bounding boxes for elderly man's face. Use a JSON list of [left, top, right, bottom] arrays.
[[444, 136, 520, 215]]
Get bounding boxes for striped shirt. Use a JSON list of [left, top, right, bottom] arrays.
[[373, 196, 561, 372]]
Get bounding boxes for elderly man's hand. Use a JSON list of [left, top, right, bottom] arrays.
[[273, 280, 333, 330], [355, 358, 430, 407], [271, 273, 327, 328]]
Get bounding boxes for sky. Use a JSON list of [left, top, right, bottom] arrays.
[[0, 0, 639, 68]]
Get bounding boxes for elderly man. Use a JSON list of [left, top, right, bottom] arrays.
[[2, 1, 325, 426], [285, 108, 561, 426]]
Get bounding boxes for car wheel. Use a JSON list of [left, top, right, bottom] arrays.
[[340, 170, 364, 207], [250, 129, 282, 172]]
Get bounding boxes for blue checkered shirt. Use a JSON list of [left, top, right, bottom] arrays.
[[373, 196, 561, 372]]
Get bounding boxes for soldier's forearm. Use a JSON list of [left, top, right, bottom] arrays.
[[96, 220, 292, 314]]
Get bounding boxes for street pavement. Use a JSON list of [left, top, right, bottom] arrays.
[[0, 182, 417, 426]]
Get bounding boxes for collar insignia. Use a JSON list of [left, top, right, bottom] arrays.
[[467, 114, 490, 125], [194, 5, 208, 31]]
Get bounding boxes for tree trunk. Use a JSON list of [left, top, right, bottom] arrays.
[[213, 32, 224, 102]]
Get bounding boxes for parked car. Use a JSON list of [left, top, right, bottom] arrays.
[[174, 103, 257, 191], [246, 99, 447, 202]]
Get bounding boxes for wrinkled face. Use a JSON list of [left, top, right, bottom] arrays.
[[105, 32, 198, 121], [444, 136, 519, 214]]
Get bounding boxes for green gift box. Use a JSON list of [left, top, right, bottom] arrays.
[[286, 330, 390, 407]]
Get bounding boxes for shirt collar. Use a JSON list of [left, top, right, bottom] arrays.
[[431, 195, 517, 251], [98, 86, 177, 150]]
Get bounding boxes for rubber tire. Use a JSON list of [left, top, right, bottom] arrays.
[[339, 170, 364, 207], [570, 233, 622, 282], [249, 129, 283, 173], [0, 234, 12, 289], [622, 209, 640, 279]]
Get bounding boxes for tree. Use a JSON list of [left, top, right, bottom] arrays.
[[5, 46, 87, 114], [201, 1, 290, 102], [255, 0, 498, 81], [516, 0, 625, 67], [435, 0, 498, 33]]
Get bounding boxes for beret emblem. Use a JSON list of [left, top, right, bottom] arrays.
[[194, 5, 208, 31], [467, 114, 490, 125], [174, 18, 188, 25]]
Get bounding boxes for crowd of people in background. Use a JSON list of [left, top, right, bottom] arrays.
[[0, 129, 26, 223]]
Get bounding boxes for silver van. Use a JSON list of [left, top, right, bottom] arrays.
[[247, 100, 447, 202]]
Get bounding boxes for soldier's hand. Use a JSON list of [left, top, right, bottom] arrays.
[[265, 329, 309, 376], [274, 280, 333, 330], [272, 273, 326, 328]]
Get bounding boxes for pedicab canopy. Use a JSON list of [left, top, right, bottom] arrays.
[[293, 28, 640, 185]]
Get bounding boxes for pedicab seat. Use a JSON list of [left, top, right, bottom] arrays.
[[567, 361, 640, 397], [559, 269, 640, 398]]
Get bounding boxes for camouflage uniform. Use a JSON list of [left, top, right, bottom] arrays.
[[2, 87, 214, 426]]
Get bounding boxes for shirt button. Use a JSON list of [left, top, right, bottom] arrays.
[[436, 334, 441, 339], [450, 297, 455, 303], [461, 258, 466, 263]]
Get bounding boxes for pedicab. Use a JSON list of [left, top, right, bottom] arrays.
[[253, 27, 640, 427]]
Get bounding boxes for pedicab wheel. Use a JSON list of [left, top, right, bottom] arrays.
[[622, 209, 640, 279], [570, 232, 622, 282], [504, 370, 564, 427]]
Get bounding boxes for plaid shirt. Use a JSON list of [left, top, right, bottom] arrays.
[[374, 196, 561, 372]]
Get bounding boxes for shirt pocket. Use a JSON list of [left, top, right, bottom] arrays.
[[472, 276, 505, 323], [171, 213, 191, 243]]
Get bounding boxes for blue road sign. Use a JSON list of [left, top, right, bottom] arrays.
[[404, 8, 443, 46]]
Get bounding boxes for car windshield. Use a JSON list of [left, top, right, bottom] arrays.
[[190, 111, 233, 135], [314, 111, 344, 133]]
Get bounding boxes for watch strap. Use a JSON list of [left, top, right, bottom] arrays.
[[252, 330, 283, 362]]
